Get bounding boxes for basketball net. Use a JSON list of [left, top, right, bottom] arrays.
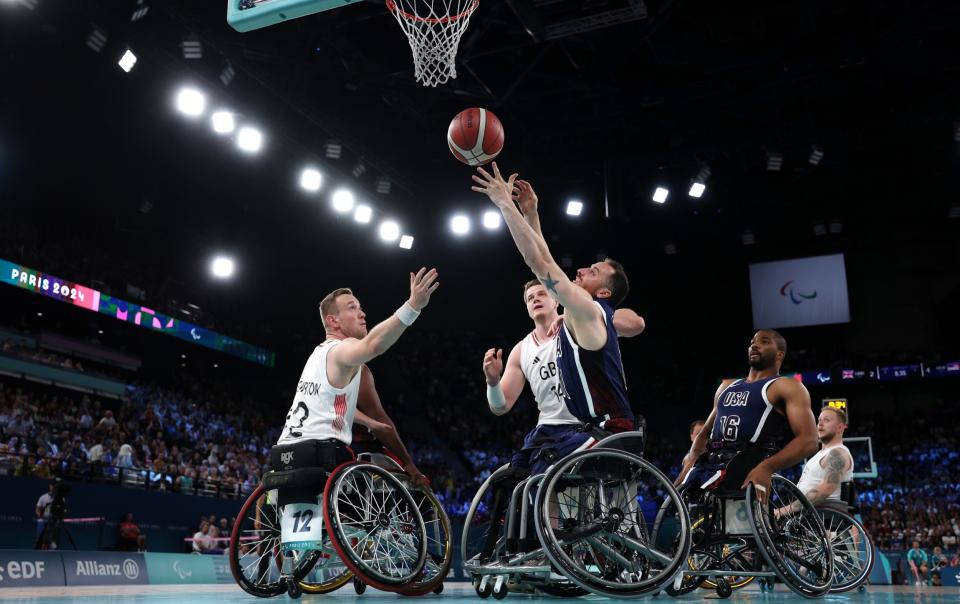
[[386, 0, 479, 87]]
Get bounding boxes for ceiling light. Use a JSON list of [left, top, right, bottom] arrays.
[[299, 168, 322, 192], [175, 87, 205, 116], [379, 221, 400, 242], [332, 189, 355, 213], [211, 110, 235, 134]]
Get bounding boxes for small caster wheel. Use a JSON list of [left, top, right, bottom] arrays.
[[285, 577, 302, 599], [492, 580, 508, 600], [858, 585, 867, 593], [353, 577, 366, 595], [477, 579, 492, 599], [433, 583, 444, 594], [715, 578, 732, 599]]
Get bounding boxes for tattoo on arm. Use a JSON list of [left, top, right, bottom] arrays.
[[540, 273, 560, 297], [825, 448, 846, 484]]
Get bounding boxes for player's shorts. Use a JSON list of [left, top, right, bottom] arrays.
[[510, 424, 599, 475], [681, 444, 774, 494]]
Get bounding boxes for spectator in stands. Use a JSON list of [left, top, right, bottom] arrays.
[[191, 520, 211, 554], [118, 512, 146, 552], [206, 526, 223, 555], [116, 443, 135, 468], [907, 540, 929, 585], [218, 517, 229, 535], [97, 410, 116, 431]]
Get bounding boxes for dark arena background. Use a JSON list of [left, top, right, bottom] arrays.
[[1, 0, 959, 603]]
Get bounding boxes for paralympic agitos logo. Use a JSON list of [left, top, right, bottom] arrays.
[[780, 280, 818, 305]]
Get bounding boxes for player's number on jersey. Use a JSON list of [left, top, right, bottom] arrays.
[[292, 510, 314, 533], [720, 415, 740, 441]]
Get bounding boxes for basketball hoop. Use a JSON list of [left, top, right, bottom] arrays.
[[386, 0, 479, 87]]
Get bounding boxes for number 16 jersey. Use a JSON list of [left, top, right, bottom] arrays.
[[709, 375, 789, 448]]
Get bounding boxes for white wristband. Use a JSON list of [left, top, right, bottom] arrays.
[[487, 383, 506, 412], [395, 301, 421, 326]]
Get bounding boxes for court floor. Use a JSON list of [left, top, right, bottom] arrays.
[[0, 583, 955, 603]]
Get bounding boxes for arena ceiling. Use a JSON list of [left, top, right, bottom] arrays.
[[2, 0, 959, 371]]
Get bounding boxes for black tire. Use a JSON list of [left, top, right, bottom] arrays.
[[229, 484, 321, 598], [353, 577, 367, 594], [747, 476, 833, 598], [492, 580, 508, 600], [715, 577, 732, 598], [534, 449, 691, 598], [433, 583, 444, 594], [285, 576, 302, 599], [477, 580, 493, 599]]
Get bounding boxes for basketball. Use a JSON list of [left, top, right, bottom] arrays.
[[447, 107, 504, 166]]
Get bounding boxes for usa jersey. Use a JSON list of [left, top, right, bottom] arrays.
[[519, 331, 579, 425], [277, 339, 360, 446], [709, 376, 789, 447], [555, 299, 634, 431]]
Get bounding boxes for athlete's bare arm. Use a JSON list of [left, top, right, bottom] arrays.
[[804, 447, 852, 505], [675, 379, 734, 485], [355, 366, 427, 486], [513, 179, 544, 239], [328, 268, 438, 387], [741, 378, 818, 501], [613, 308, 645, 337], [473, 164, 606, 350], [482, 342, 525, 415]]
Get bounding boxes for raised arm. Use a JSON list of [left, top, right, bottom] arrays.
[[513, 179, 545, 240], [482, 342, 525, 416], [354, 366, 427, 486], [473, 164, 606, 350], [328, 268, 438, 379], [741, 378, 818, 501]]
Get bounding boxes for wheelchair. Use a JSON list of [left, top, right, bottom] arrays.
[[462, 429, 692, 599], [815, 481, 874, 593], [658, 448, 835, 599], [229, 445, 452, 598]]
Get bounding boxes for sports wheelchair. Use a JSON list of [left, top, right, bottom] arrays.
[[814, 481, 874, 593], [462, 429, 692, 599], [655, 447, 836, 599], [229, 443, 452, 598]]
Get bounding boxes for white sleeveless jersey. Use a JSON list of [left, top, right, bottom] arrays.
[[277, 339, 361, 446], [519, 331, 579, 425], [796, 444, 854, 501]]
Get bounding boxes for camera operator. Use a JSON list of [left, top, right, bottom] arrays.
[[34, 479, 70, 550]]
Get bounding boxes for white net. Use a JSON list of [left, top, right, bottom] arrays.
[[386, 0, 479, 87]]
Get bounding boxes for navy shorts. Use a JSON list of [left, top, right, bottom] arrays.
[[510, 424, 597, 475]]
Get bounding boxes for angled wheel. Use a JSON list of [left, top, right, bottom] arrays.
[[323, 462, 428, 591], [461, 465, 512, 569], [398, 482, 454, 596], [747, 475, 833, 598], [818, 506, 874, 593], [229, 483, 321, 597], [534, 449, 691, 597]]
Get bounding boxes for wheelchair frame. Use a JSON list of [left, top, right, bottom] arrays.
[[461, 431, 691, 599]]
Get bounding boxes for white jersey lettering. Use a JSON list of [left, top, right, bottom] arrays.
[[277, 339, 361, 446], [520, 332, 578, 426]]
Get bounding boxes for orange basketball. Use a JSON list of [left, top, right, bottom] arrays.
[[447, 107, 504, 166]]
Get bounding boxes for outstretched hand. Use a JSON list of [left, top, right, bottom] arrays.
[[471, 162, 518, 208], [408, 267, 439, 311], [513, 179, 539, 216]]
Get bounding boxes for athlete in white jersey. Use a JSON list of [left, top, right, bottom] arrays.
[[278, 268, 439, 449], [795, 406, 854, 504], [482, 280, 644, 426]]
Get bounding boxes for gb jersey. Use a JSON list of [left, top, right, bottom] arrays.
[[709, 376, 789, 448], [519, 331, 579, 425], [277, 339, 361, 446]]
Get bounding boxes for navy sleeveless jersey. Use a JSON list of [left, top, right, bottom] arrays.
[[709, 376, 789, 447], [555, 299, 634, 431]]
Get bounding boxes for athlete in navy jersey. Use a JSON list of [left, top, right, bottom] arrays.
[[474, 168, 638, 463], [676, 330, 818, 501]]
